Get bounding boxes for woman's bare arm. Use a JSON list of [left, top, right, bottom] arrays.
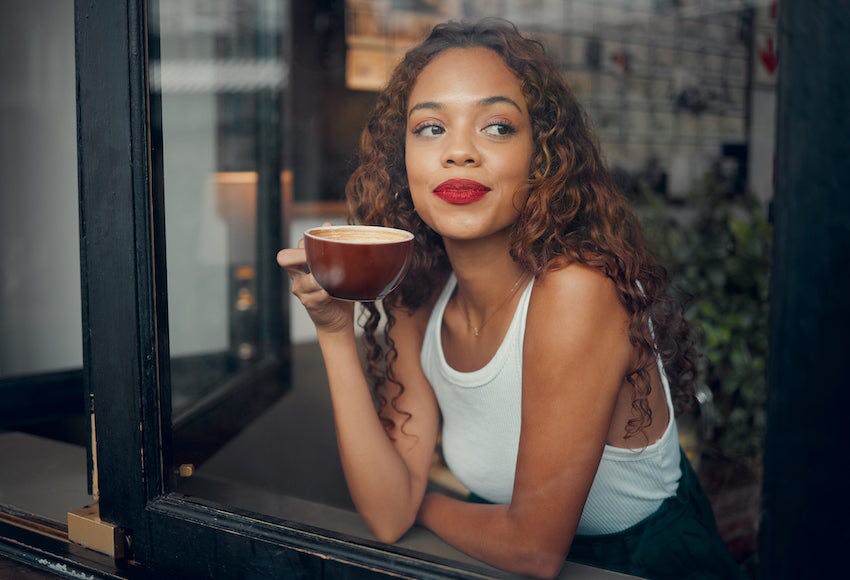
[[318, 308, 439, 542], [416, 264, 633, 578], [278, 247, 439, 542]]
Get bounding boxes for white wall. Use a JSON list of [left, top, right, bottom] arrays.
[[160, 93, 230, 356], [748, 90, 776, 204], [0, 0, 81, 376]]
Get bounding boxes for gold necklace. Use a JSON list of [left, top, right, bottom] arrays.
[[457, 272, 527, 338]]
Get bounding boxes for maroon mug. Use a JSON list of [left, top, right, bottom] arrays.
[[303, 225, 414, 301]]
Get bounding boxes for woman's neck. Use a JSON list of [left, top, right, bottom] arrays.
[[443, 232, 527, 320]]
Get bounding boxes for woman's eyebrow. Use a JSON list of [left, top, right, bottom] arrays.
[[408, 101, 442, 117], [408, 95, 523, 118], [478, 95, 522, 111]]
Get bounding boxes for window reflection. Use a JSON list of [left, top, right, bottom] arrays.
[[150, 0, 287, 427]]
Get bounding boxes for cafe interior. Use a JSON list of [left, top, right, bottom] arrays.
[[1, 1, 847, 578]]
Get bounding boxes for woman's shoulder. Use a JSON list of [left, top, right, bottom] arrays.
[[532, 262, 623, 312], [525, 262, 634, 380], [527, 262, 630, 349]]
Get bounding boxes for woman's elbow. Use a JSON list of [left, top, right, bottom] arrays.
[[516, 550, 566, 579], [509, 539, 568, 579], [371, 525, 406, 545], [363, 512, 416, 544], [533, 555, 566, 580]]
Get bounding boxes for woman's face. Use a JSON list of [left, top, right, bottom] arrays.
[[404, 47, 534, 242]]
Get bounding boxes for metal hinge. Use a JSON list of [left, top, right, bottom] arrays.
[[67, 502, 127, 559]]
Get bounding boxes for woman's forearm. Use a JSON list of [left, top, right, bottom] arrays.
[[417, 493, 568, 579], [316, 328, 424, 542]]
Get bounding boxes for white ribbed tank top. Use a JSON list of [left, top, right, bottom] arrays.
[[421, 274, 681, 535]]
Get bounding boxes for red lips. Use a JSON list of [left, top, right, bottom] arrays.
[[433, 179, 490, 204]]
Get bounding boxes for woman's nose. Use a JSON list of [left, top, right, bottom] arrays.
[[442, 133, 480, 167]]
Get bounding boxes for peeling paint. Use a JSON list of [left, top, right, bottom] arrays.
[[35, 559, 97, 580]]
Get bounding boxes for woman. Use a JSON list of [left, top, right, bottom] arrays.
[[278, 19, 740, 580]]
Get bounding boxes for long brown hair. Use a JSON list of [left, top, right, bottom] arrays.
[[346, 18, 696, 439]]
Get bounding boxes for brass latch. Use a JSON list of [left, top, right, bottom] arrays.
[[67, 502, 126, 559]]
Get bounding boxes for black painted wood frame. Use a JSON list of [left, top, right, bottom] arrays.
[[759, 2, 850, 579]]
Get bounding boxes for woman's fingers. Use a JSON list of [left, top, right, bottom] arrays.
[[278, 247, 323, 299], [278, 231, 355, 331], [288, 268, 323, 298], [277, 247, 309, 274]]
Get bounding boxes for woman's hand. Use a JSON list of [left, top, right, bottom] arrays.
[[277, 237, 355, 334]]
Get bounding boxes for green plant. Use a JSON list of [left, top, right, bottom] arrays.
[[636, 168, 772, 460]]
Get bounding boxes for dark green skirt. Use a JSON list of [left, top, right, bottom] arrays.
[[469, 449, 743, 579]]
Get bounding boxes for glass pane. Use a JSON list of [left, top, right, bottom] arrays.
[[151, 0, 288, 428], [0, 0, 91, 526], [150, 1, 773, 577]]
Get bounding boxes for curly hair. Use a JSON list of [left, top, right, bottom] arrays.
[[346, 18, 696, 440]]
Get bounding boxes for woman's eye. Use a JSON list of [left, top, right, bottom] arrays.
[[413, 124, 445, 137], [483, 123, 516, 137]]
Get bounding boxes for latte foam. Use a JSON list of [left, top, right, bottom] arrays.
[[308, 226, 412, 244]]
